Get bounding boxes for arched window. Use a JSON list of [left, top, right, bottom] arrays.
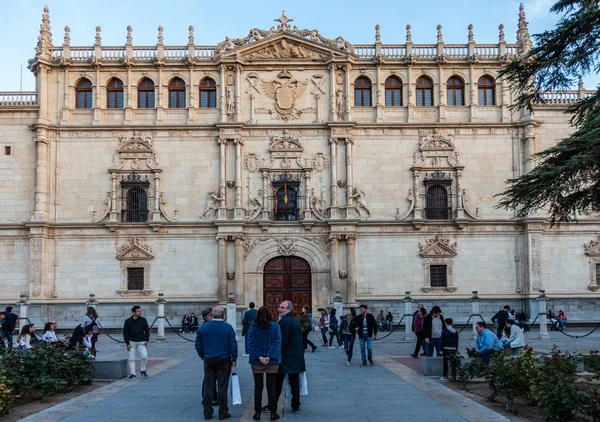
[[385, 76, 402, 106], [416, 76, 433, 106], [447, 76, 464, 106], [137, 78, 155, 109], [354, 77, 372, 107], [75, 79, 93, 109], [425, 184, 451, 220], [200, 78, 217, 108], [478, 76, 495, 106], [106, 78, 124, 109], [168, 78, 186, 108]]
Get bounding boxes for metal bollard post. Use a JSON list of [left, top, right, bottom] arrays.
[[333, 291, 343, 321], [155, 293, 166, 343], [537, 290, 550, 339], [404, 291, 415, 340], [227, 292, 237, 336], [17, 293, 29, 329], [470, 291, 479, 340]]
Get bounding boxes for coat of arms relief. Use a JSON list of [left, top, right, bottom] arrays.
[[260, 70, 311, 121]]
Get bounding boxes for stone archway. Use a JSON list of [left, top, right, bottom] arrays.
[[263, 256, 311, 319]]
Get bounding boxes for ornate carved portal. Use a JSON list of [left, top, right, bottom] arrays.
[[263, 256, 311, 319]]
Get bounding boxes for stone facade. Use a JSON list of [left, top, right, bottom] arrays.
[[0, 7, 598, 327]]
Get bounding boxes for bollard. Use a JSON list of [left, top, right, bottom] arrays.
[[404, 291, 415, 341], [226, 292, 237, 336], [17, 293, 29, 329], [86, 293, 98, 309], [155, 293, 166, 343], [470, 291, 479, 340], [333, 291, 343, 321], [537, 290, 550, 339]]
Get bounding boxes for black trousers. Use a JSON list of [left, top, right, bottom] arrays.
[[442, 350, 457, 378], [413, 332, 425, 355], [203, 358, 232, 418], [275, 372, 300, 411], [253, 372, 278, 413], [302, 331, 316, 351]]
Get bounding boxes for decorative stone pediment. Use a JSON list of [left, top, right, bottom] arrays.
[[112, 131, 160, 172], [116, 238, 155, 261], [419, 235, 458, 258], [269, 130, 303, 155], [245, 38, 329, 60], [584, 235, 600, 256], [419, 129, 455, 151]]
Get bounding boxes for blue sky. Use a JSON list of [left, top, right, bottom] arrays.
[[0, 0, 597, 91]]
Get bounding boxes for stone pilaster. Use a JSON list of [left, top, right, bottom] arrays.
[[32, 129, 49, 221], [217, 236, 227, 303], [329, 235, 340, 298], [234, 235, 245, 303], [346, 235, 357, 304], [218, 137, 227, 219], [234, 138, 244, 219], [329, 138, 339, 218]]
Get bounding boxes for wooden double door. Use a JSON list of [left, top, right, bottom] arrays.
[[263, 256, 312, 319]]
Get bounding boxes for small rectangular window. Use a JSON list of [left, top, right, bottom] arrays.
[[127, 268, 145, 290], [430, 265, 447, 288], [4, 146, 11, 156]]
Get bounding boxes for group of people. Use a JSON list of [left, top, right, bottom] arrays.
[[377, 310, 394, 331], [180, 313, 199, 333], [547, 309, 568, 330]]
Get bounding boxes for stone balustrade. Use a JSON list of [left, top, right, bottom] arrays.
[[0, 92, 38, 106]]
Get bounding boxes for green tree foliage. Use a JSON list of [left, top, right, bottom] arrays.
[[496, 0, 600, 223]]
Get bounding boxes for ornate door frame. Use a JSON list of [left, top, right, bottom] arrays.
[[263, 256, 312, 319]]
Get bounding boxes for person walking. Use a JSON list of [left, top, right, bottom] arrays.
[[2, 306, 18, 349], [354, 304, 377, 367], [123, 305, 150, 381], [242, 302, 258, 357], [200, 307, 218, 407], [491, 305, 510, 339], [340, 308, 356, 366], [247, 306, 282, 421], [328, 309, 342, 348], [410, 308, 427, 358], [195, 305, 237, 421], [318, 309, 329, 346], [299, 306, 317, 353], [81, 306, 99, 353], [423, 306, 446, 357], [274, 301, 306, 415], [412, 305, 427, 356]]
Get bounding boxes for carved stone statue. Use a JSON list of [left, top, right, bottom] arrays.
[[335, 88, 344, 118], [247, 197, 263, 221], [200, 189, 224, 219], [226, 86, 235, 116], [350, 188, 371, 217]]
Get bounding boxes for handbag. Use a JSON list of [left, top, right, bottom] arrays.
[[285, 372, 308, 396], [231, 372, 242, 405]]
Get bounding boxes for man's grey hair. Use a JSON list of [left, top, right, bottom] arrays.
[[284, 300, 293, 312], [212, 305, 225, 319]]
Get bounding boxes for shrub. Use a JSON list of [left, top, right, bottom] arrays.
[[450, 352, 485, 389], [580, 350, 600, 422], [0, 384, 13, 415]]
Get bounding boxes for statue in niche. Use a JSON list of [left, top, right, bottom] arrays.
[[335, 87, 344, 118], [247, 197, 263, 221], [200, 189, 224, 219], [350, 188, 371, 217], [226, 87, 235, 117]]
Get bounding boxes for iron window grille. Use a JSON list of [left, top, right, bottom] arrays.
[[119, 173, 151, 222], [430, 265, 448, 287], [424, 171, 452, 220], [270, 173, 304, 221], [127, 267, 145, 290]]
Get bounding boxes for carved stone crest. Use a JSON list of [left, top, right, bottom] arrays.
[[419, 129, 455, 151], [276, 237, 297, 256], [262, 71, 309, 121]]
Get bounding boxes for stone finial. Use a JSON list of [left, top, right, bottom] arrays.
[[157, 25, 164, 44], [468, 24, 474, 43], [518, 3, 528, 30], [63, 26, 70, 46], [499, 24, 505, 43], [436, 24, 443, 43], [126, 25, 132, 46], [578, 74, 584, 90], [36, 5, 53, 54], [94, 26, 101, 46], [375, 24, 381, 42], [406, 24, 412, 43], [275, 10, 293, 32], [517, 3, 532, 52], [188, 25, 195, 44]]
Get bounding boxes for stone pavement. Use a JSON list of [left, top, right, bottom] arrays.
[[21, 327, 600, 422]]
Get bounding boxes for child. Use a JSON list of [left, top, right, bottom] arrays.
[[440, 317, 459, 381]]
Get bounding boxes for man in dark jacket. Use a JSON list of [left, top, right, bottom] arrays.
[[2, 306, 18, 349], [275, 300, 306, 415], [241, 302, 257, 357], [422, 306, 446, 357], [440, 318, 459, 381], [195, 305, 237, 421], [123, 305, 150, 380], [353, 304, 378, 367], [491, 305, 510, 339]]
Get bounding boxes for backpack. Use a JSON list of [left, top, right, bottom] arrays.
[[84, 319, 100, 336]]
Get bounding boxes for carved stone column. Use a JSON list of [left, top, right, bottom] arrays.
[[522, 124, 536, 173], [330, 235, 340, 300], [217, 236, 227, 303], [304, 171, 312, 220], [36, 64, 51, 124], [60, 66, 70, 124], [412, 171, 422, 219], [156, 65, 164, 123], [93, 66, 101, 125], [234, 138, 244, 219], [234, 235, 245, 303], [328, 64, 336, 121], [346, 235, 357, 304], [187, 66, 195, 123], [407, 65, 414, 123], [468, 65, 476, 122], [218, 137, 227, 219], [438, 65, 446, 122], [124, 66, 132, 124], [235, 65, 242, 122], [109, 172, 118, 222], [329, 138, 339, 218], [344, 64, 351, 121], [375, 64, 383, 122], [219, 65, 227, 122], [261, 171, 270, 220], [152, 172, 161, 221], [345, 138, 354, 214], [29, 232, 47, 298], [455, 168, 464, 219], [32, 129, 49, 221]]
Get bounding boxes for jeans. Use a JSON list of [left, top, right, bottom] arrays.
[[5, 331, 13, 349], [359, 336, 373, 364], [244, 334, 250, 354], [328, 328, 341, 347], [320, 328, 328, 345], [302, 331, 316, 351], [343, 333, 355, 362], [442, 349, 457, 378], [203, 358, 232, 418], [426, 337, 442, 357], [276, 372, 300, 411], [127, 341, 148, 374], [253, 373, 277, 413]]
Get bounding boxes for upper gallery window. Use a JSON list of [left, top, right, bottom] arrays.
[[385, 76, 402, 106], [75, 79, 93, 109], [200, 78, 217, 108], [168, 78, 186, 109], [447, 76, 465, 106], [138, 78, 155, 109], [416, 76, 433, 106], [354, 77, 372, 107], [106, 78, 124, 109], [478, 76, 496, 106]]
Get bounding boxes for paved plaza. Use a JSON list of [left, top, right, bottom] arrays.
[[20, 327, 600, 422]]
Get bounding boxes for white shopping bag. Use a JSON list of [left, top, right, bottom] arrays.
[[231, 372, 242, 405], [285, 372, 308, 396]]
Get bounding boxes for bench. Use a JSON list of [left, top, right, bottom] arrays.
[[92, 359, 129, 380]]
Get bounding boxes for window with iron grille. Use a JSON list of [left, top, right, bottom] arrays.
[[127, 267, 145, 290], [273, 182, 300, 221], [120, 173, 150, 222], [430, 265, 447, 287], [425, 184, 451, 220]]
